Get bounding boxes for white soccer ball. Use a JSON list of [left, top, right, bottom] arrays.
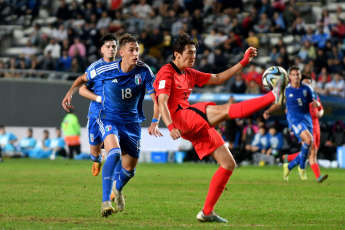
[[262, 66, 287, 90]]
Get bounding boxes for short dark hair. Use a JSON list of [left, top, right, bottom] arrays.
[[99, 33, 117, 47], [301, 74, 311, 82], [119, 33, 137, 49], [0, 125, 4, 129], [288, 65, 300, 75], [171, 33, 198, 60]]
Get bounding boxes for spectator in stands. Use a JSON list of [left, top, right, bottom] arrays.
[[96, 11, 111, 30], [314, 49, 328, 74], [317, 8, 331, 28], [4, 57, 20, 78], [270, 47, 280, 63], [49, 127, 67, 160], [253, 13, 271, 33], [83, 2, 95, 22], [257, 0, 273, 18], [30, 23, 43, 47], [69, 0, 83, 19], [292, 16, 306, 36], [22, 41, 37, 63], [245, 80, 261, 94], [301, 27, 315, 44], [68, 37, 86, 59], [251, 126, 269, 164], [130, 0, 153, 32], [57, 49, 72, 71], [266, 125, 284, 162], [331, 18, 345, 43], [19, 128, 36, 156], [324, 120, 345, 161], [204, 28, 220, 50], [282, 0, 298, 28], [0, 125, 17, 153], [313, 25, 330, 49], [41, 51, 55, 71], [229, 73, 246, 94], [191, 8, 204, 34], [44, 38, 61, 64], [325, 72, 345, 98], [56, 0, 71, 24], [70, 13, 86, 33], [242, 117, 259, 162], [315, 72, 329, 95], [270, 12, 286, 33]]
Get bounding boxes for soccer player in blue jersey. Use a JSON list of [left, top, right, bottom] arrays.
[[264, 65, 320, 181], [62, 33, 161, 217]]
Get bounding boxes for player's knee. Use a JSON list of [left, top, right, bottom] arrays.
[[222, 158, 236, 171]]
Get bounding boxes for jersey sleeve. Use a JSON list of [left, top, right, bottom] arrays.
[[191, 69, 211, 87], [154, 68, 174, 97], [143, 66, 155, 95]]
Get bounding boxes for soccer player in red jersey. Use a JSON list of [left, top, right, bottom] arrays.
[[284, 75, 328, 183], [153, 33, 288, 223]]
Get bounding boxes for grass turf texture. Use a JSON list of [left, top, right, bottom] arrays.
[[0, 159, 344, 229]]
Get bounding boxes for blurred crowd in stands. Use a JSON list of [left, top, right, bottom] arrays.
[[0, 0, 344, 97]]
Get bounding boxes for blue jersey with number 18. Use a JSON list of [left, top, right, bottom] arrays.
[[285, 82, 317, 131], [86, 59, 155, 124]]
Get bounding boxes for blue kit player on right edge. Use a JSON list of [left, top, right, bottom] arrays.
[[62, 33, 161, 217], [264, 65, 320, 181]]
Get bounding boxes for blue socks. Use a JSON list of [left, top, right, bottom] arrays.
[[288, 143, 311, 170], [102, 148, 121, 202], [90, 153, 102, 162], [116, 167, 135, 191], [299, 143, 311, 169]]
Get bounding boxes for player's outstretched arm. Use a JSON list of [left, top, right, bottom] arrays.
[[79, 85, 102, 103], [206, 47, 257, 85], [148, 93, 163, 137], [263, 104, 281, 120], [157, 94, 181, 140], [62, 73, 88, 112]]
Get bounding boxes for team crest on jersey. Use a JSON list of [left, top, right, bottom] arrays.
[[135, 74, 142, 85], [90, 133, 94, 142], [105, 125, 112, 132], [303, 90, 307, 97]]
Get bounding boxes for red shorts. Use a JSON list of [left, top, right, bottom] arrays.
[[172, 102, 225, 159], [313, 131, 320, 149]]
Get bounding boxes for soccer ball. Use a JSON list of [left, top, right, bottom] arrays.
[[262, 66, 287, 90]]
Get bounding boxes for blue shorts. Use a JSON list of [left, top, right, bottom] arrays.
[[87, 118, 141, 158], [290, 121, 313, 143], [87, 117, 119, 146]]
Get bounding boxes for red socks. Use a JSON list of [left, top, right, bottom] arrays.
[[203, 167, 233, 215], [310, 163, 321, 179], [288, 152, 299, 162], [228, 92, 275, 119]]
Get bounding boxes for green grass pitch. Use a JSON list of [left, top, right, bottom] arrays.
[[0, 159, 344, 229]]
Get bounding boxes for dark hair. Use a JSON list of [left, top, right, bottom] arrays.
[[119, 33, 137, 49], [43, 129, 49, 134], [301, 74, 311, 82], [28, 128, 33, 132], [171, 33, 198, 60], [99, 33, 117, 47], [288, 65, 300, 75], [0, 125, 4, 129]]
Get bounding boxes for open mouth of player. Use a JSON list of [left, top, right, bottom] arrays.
[[133, 58, 138, 62]]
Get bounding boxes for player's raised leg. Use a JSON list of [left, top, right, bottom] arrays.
[[206, 73, 287, 127]]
